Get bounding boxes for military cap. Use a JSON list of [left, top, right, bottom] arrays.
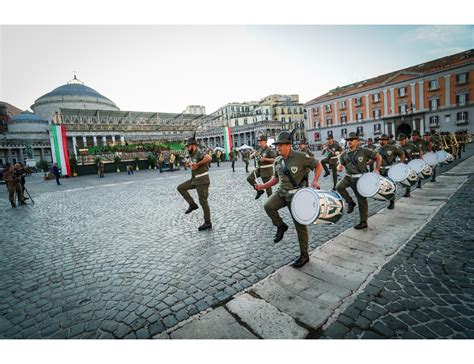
[[346, 132, 359, 140], [423, 131, 430, 136], [412, 130, 420, 136], [379, 133, 389, 140], [326, 135, 334, 140], [186, 132, 198, 146], [257, 135, 268, 141], [273, 128, 297, 145], [397, 133, 407, 141]]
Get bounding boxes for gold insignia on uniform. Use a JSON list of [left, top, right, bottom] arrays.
[[305, 153, 311, 158], [387, 151, 392, 155], [358, 156, 363, 162], [291, 166, 298, 174]]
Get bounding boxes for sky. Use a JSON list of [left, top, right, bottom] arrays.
[[1, 24, 473, 115]]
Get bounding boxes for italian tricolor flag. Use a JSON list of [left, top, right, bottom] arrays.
[[223, 126, 232, 161], [50, 124, 72, 177]]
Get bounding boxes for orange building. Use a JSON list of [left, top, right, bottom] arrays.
[[305, 49, 473, 144]]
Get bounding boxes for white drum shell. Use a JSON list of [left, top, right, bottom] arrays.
[[357, 173, 396, 201], [290, 189, 344, 225], [423, 152, 439, 166]]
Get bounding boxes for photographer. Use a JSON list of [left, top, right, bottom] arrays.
[[2, 164, 25, 208]]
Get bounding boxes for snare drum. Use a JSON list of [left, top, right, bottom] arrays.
[[388, 163, 418, 187], [290, 188, 344, 225], [435, 150, 449, 164], [421, 164, 433, 179], [356, 172, 396, 201], [423, 152, 439, 166], [408, 159, 427, 179]]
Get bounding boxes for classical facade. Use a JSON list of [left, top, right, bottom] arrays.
[[305, 49, 473, 145], [196, 94, 306, 147]]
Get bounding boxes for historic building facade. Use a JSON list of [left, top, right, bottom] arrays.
[[305, 49, 473, 145]]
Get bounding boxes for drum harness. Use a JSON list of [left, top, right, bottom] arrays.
[[281, 159, 302, 195], [346, 151, 365, 179]]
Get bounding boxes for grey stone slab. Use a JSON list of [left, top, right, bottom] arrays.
[[319, 243, 385, 268], [226, 294, 308, 339], [300, 256, 369, 291], [169, 307, 257, 339], [314, 250, 376, 274]]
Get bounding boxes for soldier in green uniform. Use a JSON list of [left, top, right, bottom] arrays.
[[240, 148, 251, 172], [256, 130, 322, 268], [247, 135, 276, 199], [215, 149, 222, 167], [376, 134, 405, 209], [2, 164, 24, 207], [177, 134, 213, 231], [298, 139, 315, 187], [364, 138, 376, 172], [229, 147, 239, 172], [388, 134, 396, 145], [397, 133, 423, 197], [336, 132, 382, 230], [429, 130, 443, 182], [411, 130, 431, 188], [320, 135, 343, 190], [158, 151, 165, 173]]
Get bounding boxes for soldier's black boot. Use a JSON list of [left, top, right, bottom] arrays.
[[10, 201, 16, 208], [198, 222, 212, 231], [388, 200, 395, 210], [185, 204, 199, 214], [255, 190, 265, 200], [323, 171, 330, 177], [347, 201, 356, 214], [404, 188, 411, 198], [431, 176, 436, 182], [291, 253, 309, 268], [417, 180, 422, 189], [273, 223, 289, 243], [354, 221, 368, 230]]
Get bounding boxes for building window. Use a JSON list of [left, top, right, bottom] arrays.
[[355, 97, 362, 106], [325, 104, 332, 113], [429, 116, 439, 126], [374, 124, 381, 134], [356, 126, 364, 136], [341, 128, 347, 138], [430, 98, 439, 111], [340, 101, 346, 109], [457, 73, 468, 85], [457, 111, 468, 121], [429, 79, 439, 91], [445, 115, 451, 123], [327, 131, 333, 138], [340, 114, 347, 124], [314, 132, 320, 141], [326, 118, 333, 126], [373, 109, 380, 119], [456, 93, 468, 106], [356, 111, 363, 121], [398, 87, 406, 97], [399, 104, 407, 115], [281, 117, 285, 122], [372, 93, 380, 103]]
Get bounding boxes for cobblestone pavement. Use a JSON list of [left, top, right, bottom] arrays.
[[1, 147, 472, 339], [321, 159, 474, 339]]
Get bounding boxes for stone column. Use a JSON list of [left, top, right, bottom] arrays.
[[383, 90, 388, 116], [348, 98, 353, 122], [390, 88, 395, 115], [333, 101, 338, 125], [410, 83, 416, 111], [111, 135, 116, 144], [40, 148, 45, 161], [120, 136, 125, 145], [19, 147, 24, 163], [412, 119, 417, 132], [444, 75, 451, 107], [365, 95, 370, 120], [102, 136, 107, 145], [82, 136, 87, 147], [7, 149, 12, 164], [420, 118, 425, 134], [418, 81, 424, 110], [72, 136, 78, 156], [93, 136, 97, 146]]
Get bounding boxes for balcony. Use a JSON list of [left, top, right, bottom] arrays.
[[429, 121, 439, 128], [456, 119, 469, 125], [374, 130, 382, 135]]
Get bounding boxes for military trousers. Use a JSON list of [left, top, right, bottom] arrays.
[[7, 182, 23, 203], [380, 169, 395, 201], [231, 161, 236, 171], [177, 180, 211, 224], [263, 193, 309, 256], [336, 176, 369, 223], [244, 161, 249, 172], [321, 158, 338, 188], [247, 169, 272, 197]]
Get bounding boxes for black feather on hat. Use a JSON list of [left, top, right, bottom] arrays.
[[289, 128, 297, 142]]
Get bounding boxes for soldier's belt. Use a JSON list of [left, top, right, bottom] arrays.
[[330, 156, 339, 159], [259, 164, 273, 169], [286, 189, 298, 194], [348, 174, 363, 178], [194, 171, 209, 178]]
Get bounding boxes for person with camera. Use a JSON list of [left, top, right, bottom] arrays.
[[52, 163, 61, 185], [2, 164, 25, 207]]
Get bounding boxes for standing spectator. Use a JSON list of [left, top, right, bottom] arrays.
[[52, 163, 61, 185]]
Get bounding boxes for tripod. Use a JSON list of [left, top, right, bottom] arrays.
[[22, 185, 35, 204]]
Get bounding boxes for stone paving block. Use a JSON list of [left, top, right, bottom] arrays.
[[169, 307, 257, 339], [314, 250, 375, 275], [226, 293, 308, 339], [319, 242, 385, 268]]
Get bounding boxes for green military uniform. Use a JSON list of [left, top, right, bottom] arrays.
[[247, 145, 276, 197], [336, 146, 377, 224], [364, 142, 376, 172], [298, 144, 315, 187], [177, 147, 211, 225], [215, 150, 222, 167], [376, 139, 404, 207], [263, 149, 318, 258], [398, 134, 422, 195], [412, 138, 430, 154], [241, 149, 250, 172], [321, 139, 343, 189], [158, 152, 165, 173], [2, 168, 24, 207], [229, 149, 239, 172]]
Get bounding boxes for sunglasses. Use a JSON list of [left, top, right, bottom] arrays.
[[347, 138, 357, 141]]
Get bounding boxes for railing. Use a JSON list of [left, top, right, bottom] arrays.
[[455, 119, 469, 125]]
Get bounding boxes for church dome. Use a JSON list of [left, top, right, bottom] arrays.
[[8, 110, 49, 134]]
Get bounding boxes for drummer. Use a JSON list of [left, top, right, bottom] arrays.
[[411, 130, 431, 189], [397, 133, 423, 197], [376, 134, 405, 210], [336, 132, 382, 230], [428, 130, 443, 182], [255, 129, 322, 268]]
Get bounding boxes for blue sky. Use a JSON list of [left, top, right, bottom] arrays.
[[1, 25, 472, 114]]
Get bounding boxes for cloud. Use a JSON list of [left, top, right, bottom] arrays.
[[401, 25, 473, 45]]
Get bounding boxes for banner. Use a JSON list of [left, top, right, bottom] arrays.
[[50, 124, 72, 177], [223, 127, 232, 161]]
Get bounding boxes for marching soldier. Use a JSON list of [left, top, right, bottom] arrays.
[[215, 149, 222, 167], [321, 135, 343, 190], [397, 133, 423, 197], [336, 132, 382, 230], [247, 135, 276, 199], [241, 148, 251, 173], [388, 134, 396, 145], [177, 134, 213, 231], [428, 130, 442, 182], [376, 134, 405, 209], [411, 130, 431, 189], [169, 153, 176, 171], [255, 130, 322, 268], [298, 139, 315, 187], [364, 138, 376, 172], [158, 151, 165, 173], [229, 147, 239, 172], [97, 160, 105, 178], [2, 164, 25, 208]]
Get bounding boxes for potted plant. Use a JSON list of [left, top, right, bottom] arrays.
[[114, 156, 121, 172], [147, 154, 156, 170], [69, 154, 78, 177]]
